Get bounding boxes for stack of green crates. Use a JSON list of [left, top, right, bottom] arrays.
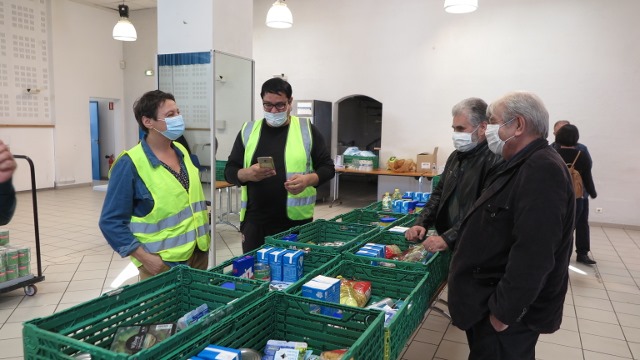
[[215, 160, 227, 181], [23, 266, 268, 360], [289, 258, 431, 360], [265, 219, 380, 254], [183, 291, 385, 360]]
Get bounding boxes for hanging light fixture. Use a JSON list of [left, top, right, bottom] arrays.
[[112, 3, 137, 41], [266, 0, 293, 29], [444, 0, 478, 14]]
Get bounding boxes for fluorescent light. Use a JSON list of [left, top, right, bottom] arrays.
[[444, 0, 478, 14], [266, 0, 293, 29], [113, 4, 137, 41]]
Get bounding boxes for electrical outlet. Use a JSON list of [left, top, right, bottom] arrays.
[[596, 207, 603, 214]]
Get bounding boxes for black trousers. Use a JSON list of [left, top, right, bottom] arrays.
[[240, 217, 312, 253], [575, 198, 591, 255], [465, 316, 539, 360]]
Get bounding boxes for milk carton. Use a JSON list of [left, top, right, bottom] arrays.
[[282, 250, 304, 283], [256, 246, 277, 264], [363, 243, 386, 258], [268, 249, 288, 282], [355, 248, 380, 266]]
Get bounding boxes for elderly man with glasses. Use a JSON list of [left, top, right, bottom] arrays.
[[447, 92, 575, 360], [225, 78, 334, 252]]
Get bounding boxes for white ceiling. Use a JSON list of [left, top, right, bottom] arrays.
[[71, 0, 157, 11]]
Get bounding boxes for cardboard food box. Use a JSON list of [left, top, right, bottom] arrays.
[[416, 147, 439, 171], [282, 250, 304, 283]]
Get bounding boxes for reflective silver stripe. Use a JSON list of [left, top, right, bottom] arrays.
[[129, 201, 208, 234], [241, 200, 248, 210], [142, 223, 209, 253], [299, 118, 312, 173], [286, 172, 305, 178], [287, 195, 316, 207], [242, 121, 255, 147]]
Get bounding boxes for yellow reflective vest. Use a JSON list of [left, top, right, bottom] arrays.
[[115, 142, 210, 267], [240, 116, 316, 221]]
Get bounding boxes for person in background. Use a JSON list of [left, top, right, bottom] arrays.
[[404, 98, 503, 252], [225, 78, 335, 253], [555, 124, 598, 265], [448, 92, 574, 359], [0, 139, 17, 225], [99, 90, 210, 280], [551, 120, 590, 155]]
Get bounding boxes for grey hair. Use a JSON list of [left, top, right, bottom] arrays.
[[488, 92, 549, 138], [452, 97, 488, 127]]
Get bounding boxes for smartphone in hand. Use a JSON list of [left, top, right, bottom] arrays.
[[257, 156, 275, 170]]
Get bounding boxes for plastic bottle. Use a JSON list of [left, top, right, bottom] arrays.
[[381, 192, 392, 211], [391, 188, 402, 201]]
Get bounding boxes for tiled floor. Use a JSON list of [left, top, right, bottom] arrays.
[[1, 181, 639, 359]]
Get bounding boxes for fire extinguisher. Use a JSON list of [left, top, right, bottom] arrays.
[[105, 154, 115, 169]]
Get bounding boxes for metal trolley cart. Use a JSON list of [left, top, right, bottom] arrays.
[[0, 155, 45, 296]]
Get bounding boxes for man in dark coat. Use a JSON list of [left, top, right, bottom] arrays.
[[448, 92, 575, 360], [405, 97, 503, 252]]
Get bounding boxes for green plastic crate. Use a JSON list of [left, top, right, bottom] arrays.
[[265, 219, 380, 254], [209, 244, 340, 291], [184, 291, 385, 360], [23, 266, 268, 360], [289, 259, 431, 360], [215, 160, 227, 181], [330, 209, 407, 230], [343, 155, 379, 169], [345, 230, 451, 302]]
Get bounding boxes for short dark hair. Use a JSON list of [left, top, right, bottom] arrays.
[[260, 78, 292, 99], [555, 124, 579, 146], [133, 90, 176, 134]]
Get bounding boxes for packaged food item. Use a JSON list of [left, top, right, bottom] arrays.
[[176, 303, 209, 330], [268, 249, 287, 281], [302, 276, 340, 315], [282, 250, 304, 283], [109, 323, 176, 354], [232, 255, 254, 278], [256, 247, 276, 264], [339, 278, 371, 308], [320, 349, 349, 360], [384, 245, 402, 259], [378, 217, 396, 228], [254, 261, 271, 282], [263, 340, 307, 360], [196, 344, 241, 360], [0, 229, 9, 246]]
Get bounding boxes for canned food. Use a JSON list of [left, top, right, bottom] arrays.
[[379, 217, 397, 228]]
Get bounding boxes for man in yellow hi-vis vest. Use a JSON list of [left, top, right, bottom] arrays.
[[99, 90, 210, 280], [225, 78, 335, 253]]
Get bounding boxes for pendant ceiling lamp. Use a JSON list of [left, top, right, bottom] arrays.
[[444, 0, 478, 14], [266, 0, 293, 29], [112, 3, 137, 41]]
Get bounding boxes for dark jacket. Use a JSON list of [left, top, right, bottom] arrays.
[[415, 140, 503, 249], [0, 179, 16, 225], [448, 138, 575, 334]]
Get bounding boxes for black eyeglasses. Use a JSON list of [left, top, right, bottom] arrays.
[[263, 102, 288, 111]]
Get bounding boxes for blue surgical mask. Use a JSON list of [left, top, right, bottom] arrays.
[[157, 115, 185, 140], [264, 111, 288, 127]]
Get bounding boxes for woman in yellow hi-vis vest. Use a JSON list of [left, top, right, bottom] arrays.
[[99, 90, 210, 280], [225, 78, 335, 253]]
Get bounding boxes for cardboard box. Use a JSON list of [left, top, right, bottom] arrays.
[[196, 344, 241, 360], [301, 275, 340, 316], [256, 246, 276, 263], [232, 255, 254, 278], [417, 147, 439, 171]]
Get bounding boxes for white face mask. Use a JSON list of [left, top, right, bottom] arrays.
[[486, 118, 516, 156], [264, 111, 288, 127], [452, 127, 479, 152]]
